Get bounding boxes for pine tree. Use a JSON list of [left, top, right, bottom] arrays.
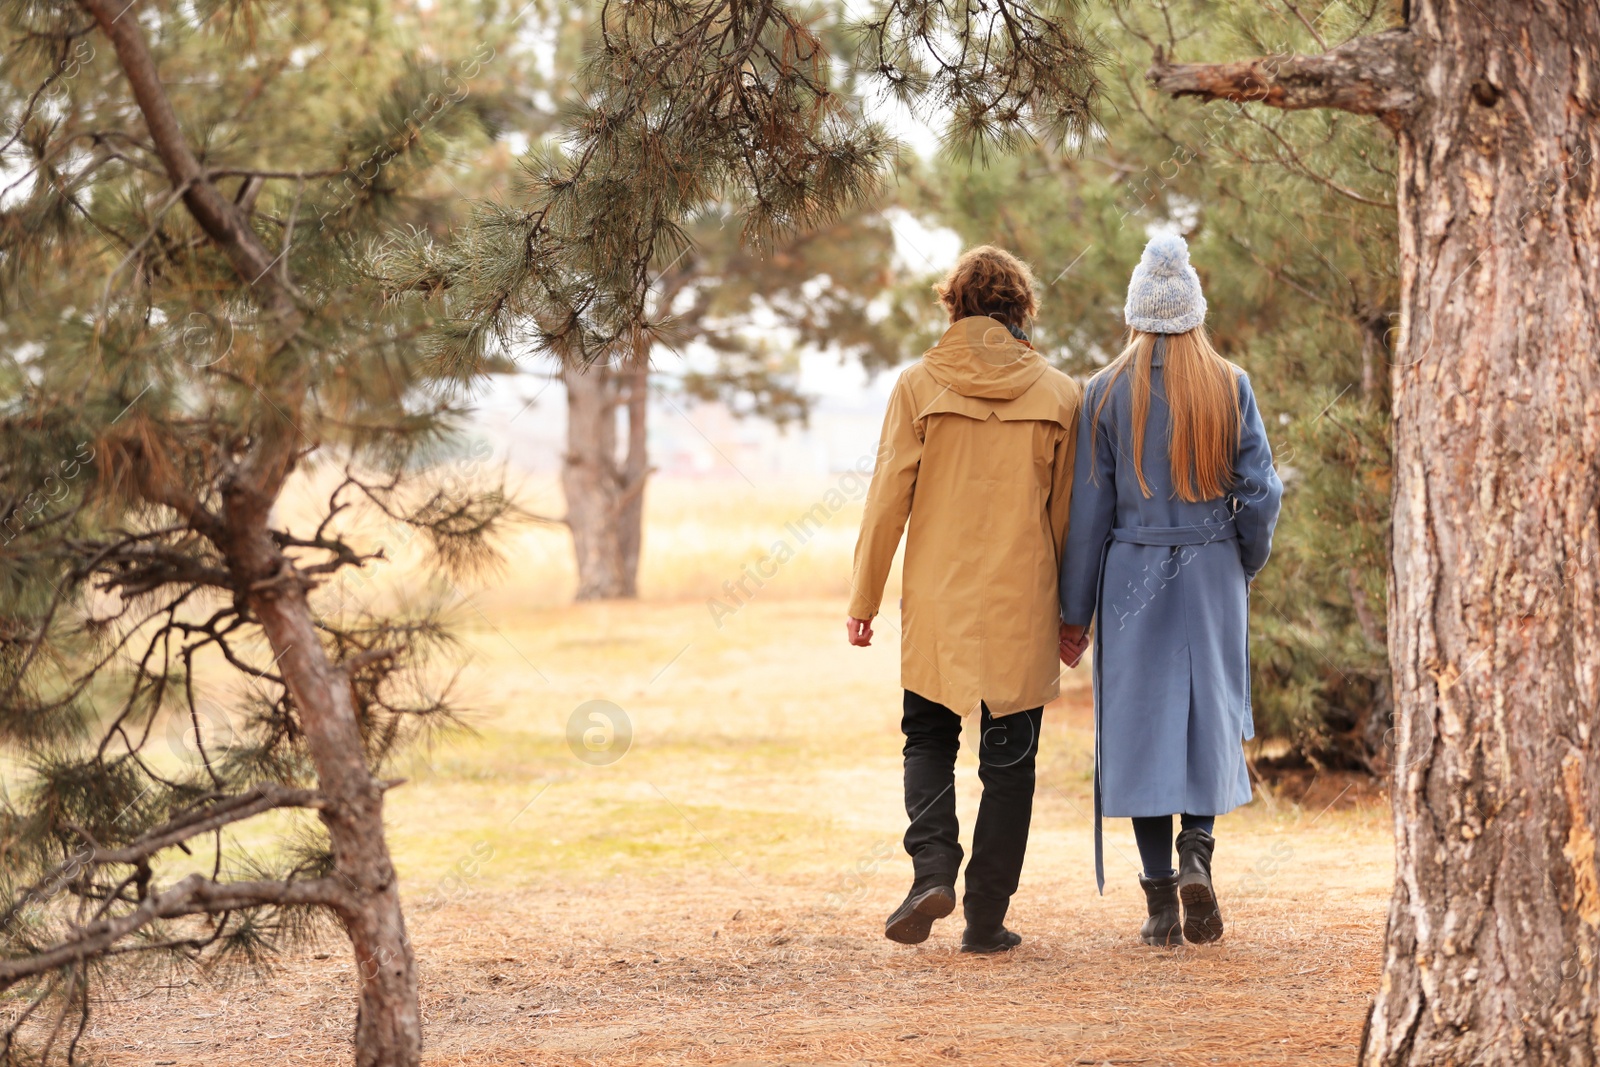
[[0, 1, 537, 1062], [1146, 2, 1600, 1061]]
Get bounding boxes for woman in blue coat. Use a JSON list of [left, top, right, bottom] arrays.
[[1059, 234, 1282, 946]]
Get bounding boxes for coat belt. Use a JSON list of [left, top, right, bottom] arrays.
[[1110, 519, 1237, 546]]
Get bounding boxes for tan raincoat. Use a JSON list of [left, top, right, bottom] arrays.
[[849, 316, 1082, 717]]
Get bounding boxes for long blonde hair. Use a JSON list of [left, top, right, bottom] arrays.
[[1092, 325, 1242, 503]]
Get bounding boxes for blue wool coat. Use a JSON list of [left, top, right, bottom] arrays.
[[1059, 346, 1282, 890]]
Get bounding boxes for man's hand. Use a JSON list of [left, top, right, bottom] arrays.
[[846, 616, 875, 647], [1059, 622, 1090, 667]]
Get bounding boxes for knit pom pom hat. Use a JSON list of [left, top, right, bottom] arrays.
[[1124, 234, 1206, 334]]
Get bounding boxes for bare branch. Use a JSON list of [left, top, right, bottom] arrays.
[[1147, 30, 1417, 129], [339, 646, 404, 674], [87, 784, 327, 867], [0, 874, 346, 989], [205, 167, 345, 181]]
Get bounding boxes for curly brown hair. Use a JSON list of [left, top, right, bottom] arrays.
[[933, 245, 1039, 331]]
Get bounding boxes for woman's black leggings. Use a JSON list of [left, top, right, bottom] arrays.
[[1131, 814, 1216, 878]]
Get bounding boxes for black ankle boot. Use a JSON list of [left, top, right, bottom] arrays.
[[1138, 874, 1183, 946], [1175, 827, 1222, 944], [959, 895, 1021, 954], [885, 877, 956, 945]]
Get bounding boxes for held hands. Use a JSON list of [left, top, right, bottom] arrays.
[[852, 616, 1086, 662], [1059, 623, 1090, 667]]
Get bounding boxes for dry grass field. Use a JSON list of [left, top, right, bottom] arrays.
[[74, 475, 1393, 1066]]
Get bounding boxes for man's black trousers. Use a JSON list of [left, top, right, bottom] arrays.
[[900, 690, 1043, 910]]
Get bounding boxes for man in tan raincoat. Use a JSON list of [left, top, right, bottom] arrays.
[[847, 246, 1085, 953]]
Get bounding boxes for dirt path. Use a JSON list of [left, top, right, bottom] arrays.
[[84, 599, 1393, 1066]]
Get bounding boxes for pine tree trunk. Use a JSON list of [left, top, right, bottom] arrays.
[[236, 529, 421, 1067], [1151, 5, 1600, 1060], [1363, 3, 1600, 1062], [561, 349, 651, 601]]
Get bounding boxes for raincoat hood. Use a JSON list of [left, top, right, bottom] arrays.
[[922, 316, 1049, 401]]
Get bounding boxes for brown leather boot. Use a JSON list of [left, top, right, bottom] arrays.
[[1139, 873, 1183, 946]]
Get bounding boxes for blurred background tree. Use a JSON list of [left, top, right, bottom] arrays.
[[552, 208, 907, 600]]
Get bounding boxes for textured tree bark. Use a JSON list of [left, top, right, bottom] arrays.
[[1150, 29, 1417, 126], [1153, 3, 1600, 1063], [561, 347, 652, 600], [233, 526, 422, 1067], [1369, 4, 1600, 1061]]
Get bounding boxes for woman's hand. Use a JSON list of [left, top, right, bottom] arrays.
[[1059, 623, 1090, 667], [846, 617, 875, 647]]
